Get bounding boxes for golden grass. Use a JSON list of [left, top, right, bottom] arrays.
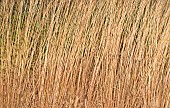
[[0, 0, 170, 107]]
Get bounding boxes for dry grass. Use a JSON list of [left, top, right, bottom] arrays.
[[0, 0, 170, 107]]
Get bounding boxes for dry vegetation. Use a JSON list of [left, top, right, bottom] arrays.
[[0, 0, 170, 107]]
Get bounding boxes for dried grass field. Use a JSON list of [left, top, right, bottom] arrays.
[[0, 0, 170, 107]]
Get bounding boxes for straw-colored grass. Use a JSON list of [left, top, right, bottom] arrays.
[[0, 0, 170, 107]]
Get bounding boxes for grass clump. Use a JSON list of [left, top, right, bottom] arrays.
[[0, 0, 170, 107]]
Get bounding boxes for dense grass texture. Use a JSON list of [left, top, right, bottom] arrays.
[[0, 0, 170, 107]]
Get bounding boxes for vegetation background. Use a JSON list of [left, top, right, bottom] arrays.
[[0, 0, 170, 107]]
